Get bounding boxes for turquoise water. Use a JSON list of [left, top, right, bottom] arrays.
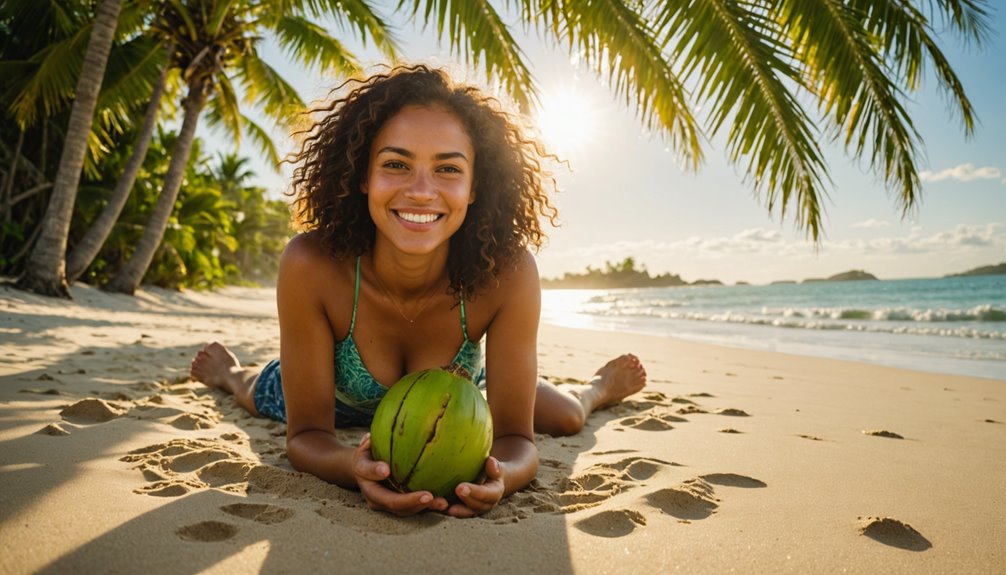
[[541, 275, 1006, 380]]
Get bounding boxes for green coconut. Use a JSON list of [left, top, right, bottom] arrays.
[[370, 366, 493, 498]]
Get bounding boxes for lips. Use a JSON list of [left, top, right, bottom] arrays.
[[394, 210, 442, 224]]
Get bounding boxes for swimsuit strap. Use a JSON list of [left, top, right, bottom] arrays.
[[349, 256, 361, 335], [460, 298, 470, 342]]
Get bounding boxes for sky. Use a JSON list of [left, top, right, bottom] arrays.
[[206, 4, 1006, 285]]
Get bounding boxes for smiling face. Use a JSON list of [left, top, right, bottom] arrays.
[[362, 104, 476, 259]]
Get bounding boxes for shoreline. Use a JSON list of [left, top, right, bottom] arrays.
[[540, 281, 1006, 382], [2, 283, 1004, 573], [542, 317, 1006, 382]]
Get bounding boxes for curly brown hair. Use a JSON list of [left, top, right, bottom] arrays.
[[289, 64, 558, 301]]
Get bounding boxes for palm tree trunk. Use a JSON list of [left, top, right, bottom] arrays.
[[15, 0, 123, 298], [104, 77, 209, 295], [66, 49, 171, 283], [2, 129, 25, 223]]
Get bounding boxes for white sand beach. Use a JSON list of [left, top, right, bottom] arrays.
[[1, 283, 1003, 573]]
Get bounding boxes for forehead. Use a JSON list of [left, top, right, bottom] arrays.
[[373, 104, 473, 154]]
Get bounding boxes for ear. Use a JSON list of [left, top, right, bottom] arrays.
[[468, 187, 475, 205], [361, 179, 369, 195]]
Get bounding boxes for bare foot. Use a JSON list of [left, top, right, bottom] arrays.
[[190, 342, 245, 393], [589, 354, 647, 409]]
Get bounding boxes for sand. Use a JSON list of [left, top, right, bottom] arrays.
[[1, 282, 1004, 574]]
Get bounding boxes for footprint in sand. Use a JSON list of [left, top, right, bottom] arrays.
[[221, 503, 294, 524], [862, 429, 904, 439], [121, 439, 253, 496], [557, 456, 677, 512], [137, 481, 199, 497], [19, 388, 63, 396], [645, 478, 719, 521], [617, 412, 681, 431], [168, 413, 217, 430], [176, 520, 239, 542], [857, 516, 932, 551], [642, 473, 767, 522], [700, 473, 767, 488], [677, 405, 708, 415], [714, 408, 750, 417], [573, 509, 647, 538]]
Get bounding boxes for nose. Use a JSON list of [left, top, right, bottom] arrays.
[[405, 169, 436, 201]]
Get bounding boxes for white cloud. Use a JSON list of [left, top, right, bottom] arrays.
[[852, 219, 892, 228], [826, 223, 1006, 254], [920, 163, 1002, 183], [541, 223, 1006, 281]]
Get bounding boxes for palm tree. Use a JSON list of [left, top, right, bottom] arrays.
[[103, 0, 396, 294], [65, 42, 174, 282], [14, 0, 123, 297], [8, 0, 990, 296], [2, 0, 165, 291]]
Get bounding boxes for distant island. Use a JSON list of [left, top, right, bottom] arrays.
[[945, 262, 1006, 277], [803, 270, 878, 283], [543, 258, 1002, 289], [541, 257, 707, 289]]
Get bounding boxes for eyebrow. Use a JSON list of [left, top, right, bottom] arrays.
[[376, 146, 469, 163]]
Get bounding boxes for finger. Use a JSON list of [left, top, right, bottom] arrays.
[[485, 457, 504, 480], [445, 502, 478, 518], [353, 436, 392, 482], [364, 487, 442, 516], [453, 478, 504, 514]]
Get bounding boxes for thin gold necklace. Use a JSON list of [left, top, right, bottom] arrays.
[[371, 270, 442, 324]]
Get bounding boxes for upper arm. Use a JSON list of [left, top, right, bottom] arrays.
[[277, 235, 339, 439], [484, 251, 540, 442]]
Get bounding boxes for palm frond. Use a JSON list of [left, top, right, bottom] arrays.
[[309, 0, 401, 59], [273, 15, 361, 76], [782, 0, 920, 219], [239, 113, 282, 168], [654, 0, 827, 236], [401, 0, 537, 111], [234, 51, 306, 125], [549, 0, 702, 171], [851, 0, 985, 133], [933, 0, 993, 43], [206, 72, 243, 148], [8, 23, 92, 126], [116, 0, 155, 38], [96, 36, 169, 117]]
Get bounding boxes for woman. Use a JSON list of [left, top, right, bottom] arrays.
[[191, 65, 646, 518]]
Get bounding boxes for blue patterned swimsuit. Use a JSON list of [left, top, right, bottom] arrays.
[[253, 257, 484, 427]]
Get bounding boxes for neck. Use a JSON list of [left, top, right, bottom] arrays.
[[369, 242, 449, 299]]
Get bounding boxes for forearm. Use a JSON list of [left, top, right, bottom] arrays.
[[286, 430, 358, 488], [491, 434, 538, 496]]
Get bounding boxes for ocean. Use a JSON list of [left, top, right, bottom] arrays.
[[541, 275, 1006, 381]]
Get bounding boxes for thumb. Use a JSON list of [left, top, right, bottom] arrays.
[[486, 456, 503, 479]]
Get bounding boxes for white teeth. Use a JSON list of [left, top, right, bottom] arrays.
[[396, 211, 440, 224]]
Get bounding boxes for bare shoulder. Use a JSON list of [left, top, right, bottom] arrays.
[[281, 232, 330, 268], [278, 233, 355, 301], [498, 250, 540, 289], [484, 250, 540, 308]]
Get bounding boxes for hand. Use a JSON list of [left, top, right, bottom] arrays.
[[445, 456, 506, 518], [352, 434, 449, 516]]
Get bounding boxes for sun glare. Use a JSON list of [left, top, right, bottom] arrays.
[[534, 88, 597, 159]]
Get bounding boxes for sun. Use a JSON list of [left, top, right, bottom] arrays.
[[534, 88, 598, 159]]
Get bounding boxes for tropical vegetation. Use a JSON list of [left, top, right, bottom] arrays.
[[541, 257, 696, 289], [0, 0, 993, 298]]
